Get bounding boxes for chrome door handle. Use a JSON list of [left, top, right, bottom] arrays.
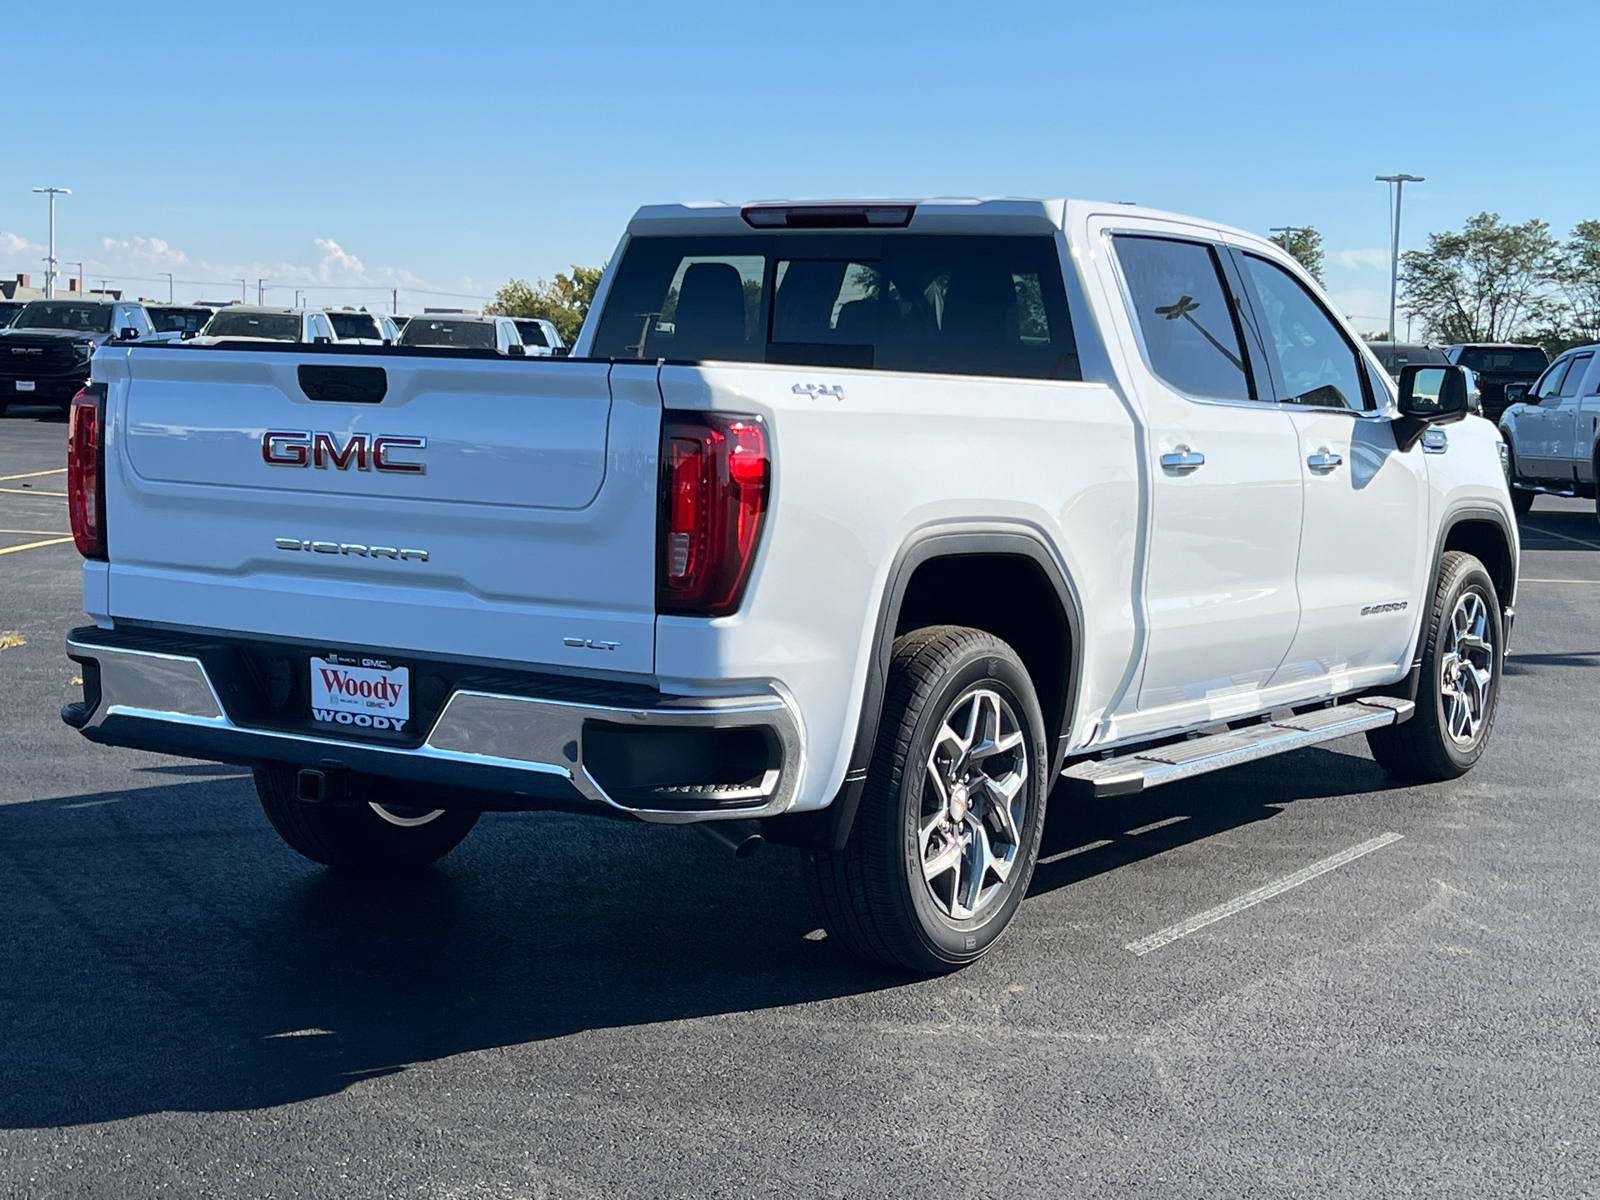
[[1307, 450, 1343, 473], [1160, 447, 1205, 474]]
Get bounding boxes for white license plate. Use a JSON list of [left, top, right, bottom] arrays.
[[15, 381, 34, 392], [309, 655, 411, 732]]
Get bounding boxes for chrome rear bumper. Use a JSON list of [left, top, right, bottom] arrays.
[[66, 636, 803, 824]]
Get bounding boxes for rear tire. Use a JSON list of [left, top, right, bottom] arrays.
[[1367, 551, 1503, 782], [804, 626, 1048, 974], [254, 764, 480, 873]]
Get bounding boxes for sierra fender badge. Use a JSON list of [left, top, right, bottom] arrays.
[[1360, 601, 1408, 616]]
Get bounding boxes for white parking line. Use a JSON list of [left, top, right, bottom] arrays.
[[1037, 838, 1113, 865], [1125, 832, 1404, 956], [1520, 578, 1600, 584], [1526, 526, 1600, 552], [1125, 815, 1190, 836]]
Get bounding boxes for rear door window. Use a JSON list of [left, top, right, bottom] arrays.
[[591, 234, 1079, 380], [1112, 235, 1255, 401]]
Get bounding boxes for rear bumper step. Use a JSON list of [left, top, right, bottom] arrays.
[[64, 635, 802, 824], [1060, 697, 1414, 799]]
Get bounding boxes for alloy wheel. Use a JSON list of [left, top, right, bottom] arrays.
[[918, 688, 1030, 920], [1440, 590, 1495, 745]]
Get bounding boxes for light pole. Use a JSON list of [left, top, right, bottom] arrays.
[[233, 278, 246, 304], [31, 186, 70, 299], [1376, 174, 1423, 343], [256, 278, 268, 305], [161, 272, 173, 303], [294, 289, 305, 307], [66, 262, 83, 296]]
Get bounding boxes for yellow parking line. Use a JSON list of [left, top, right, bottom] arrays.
[[0, 536, 74, 556], [0, 487, 68, 496], [0, 529, 72, 536], [0, 468, 66, 482]]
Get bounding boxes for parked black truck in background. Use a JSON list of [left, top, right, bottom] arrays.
[[0, 300, 154, 414], [1448, 343, 1549, 422]]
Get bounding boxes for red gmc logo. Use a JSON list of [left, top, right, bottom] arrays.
[[261, 431, 426, 474]]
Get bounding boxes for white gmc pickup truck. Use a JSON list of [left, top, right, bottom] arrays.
[[62, 198, 1518, 973]]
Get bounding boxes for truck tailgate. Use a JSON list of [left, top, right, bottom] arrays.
[[101, 348, 661, 676]]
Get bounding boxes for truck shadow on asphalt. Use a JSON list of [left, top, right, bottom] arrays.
[[0, 745, 1397, 1129], [1030, 744, 1398, 896]]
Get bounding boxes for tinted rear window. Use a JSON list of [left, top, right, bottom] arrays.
[[204, 311, 300, 340], [1457, 347, 1547, 375], [329, 312, 382, 340], [513, 320, 549, 347], [148, 307, 212, 333], [591, 234, 1079, 380], [400, 319, 497, 350]]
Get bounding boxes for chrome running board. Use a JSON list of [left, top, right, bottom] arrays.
[[1061, 697, 1414, 799]]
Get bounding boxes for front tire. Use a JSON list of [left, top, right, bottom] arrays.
[[805, 626, 1049, 974], [254, 764, 480, 873], [1367, 551, 1503, 781]]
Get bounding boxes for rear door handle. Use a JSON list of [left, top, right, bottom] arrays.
[[1160, 447, 1205, 474], [1307, 450, 1343, 472]]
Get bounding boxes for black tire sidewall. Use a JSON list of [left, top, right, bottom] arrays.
[[892, 643, 1048, 966]]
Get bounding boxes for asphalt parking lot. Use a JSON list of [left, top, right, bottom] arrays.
[[1, 404, 1597, 1199]]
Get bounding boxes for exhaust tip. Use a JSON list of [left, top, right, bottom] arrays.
[[695, 819, 764, 859]]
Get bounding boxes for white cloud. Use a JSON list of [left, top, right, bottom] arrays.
[[0, 231, 42, 255], [1336, 247, 1391, 272], [99, 236, 190, 268], [4, 229, 486, 308], [313, 237, 367, 281]]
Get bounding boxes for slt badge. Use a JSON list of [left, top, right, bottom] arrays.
[[792, 383, 845, 400]]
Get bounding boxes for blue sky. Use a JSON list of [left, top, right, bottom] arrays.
[[3, 0, 1590, 331]]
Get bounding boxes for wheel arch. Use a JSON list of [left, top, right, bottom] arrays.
[[1437, 507, 1518, 613], [766, 528, 1084, 852]]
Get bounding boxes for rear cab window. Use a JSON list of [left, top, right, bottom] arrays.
[[590, 234, 1080, 381]]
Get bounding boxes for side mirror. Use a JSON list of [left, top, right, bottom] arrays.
[[506, 343, 526, 356], [118, 327, 140, 341], [1504, 382, 1530, 407], [1394, 363, 1471, 451]]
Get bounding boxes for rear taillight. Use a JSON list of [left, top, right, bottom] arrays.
[[68, 383, 107, 560], [658, 412, 769, 616]]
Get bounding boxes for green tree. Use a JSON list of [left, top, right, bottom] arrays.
[[1549, 219, 1600, 346], [486, 265, 604, 346], [1270, 226, 1324, 285], [1400, 213, 1557, 343]]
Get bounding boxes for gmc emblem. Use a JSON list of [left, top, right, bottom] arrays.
[[262, 430, 426, 474]]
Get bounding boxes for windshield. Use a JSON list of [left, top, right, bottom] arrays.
[[203, 311, 301, 340], [148, 307, 212, 334], [1457, 347, 1548, 376], [513, 320, 550, 347], [329, 312, 382, 340], [13, 302, 114, 333], [591, 234, 1079, 379], [399, 319, 497, 350]]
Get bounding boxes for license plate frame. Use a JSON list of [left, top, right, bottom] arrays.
[[308, 652, 412, 734]]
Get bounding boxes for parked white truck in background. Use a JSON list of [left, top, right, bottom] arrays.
[[61, 198, 1518, 973]]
